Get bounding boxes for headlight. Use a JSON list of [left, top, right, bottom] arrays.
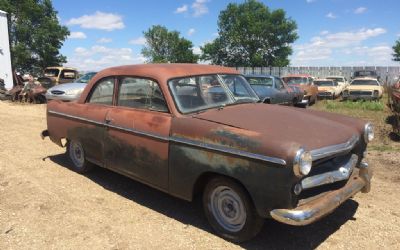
[[293, 148, 312, 177], [343, 90, 349, 96], [364, 123, 374, 143], [66, 88, 82, 95], [373, 90, 379, 97]]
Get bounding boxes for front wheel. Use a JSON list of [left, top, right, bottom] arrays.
[[203, 177, 264, 242], [67, 140, 93, 173]]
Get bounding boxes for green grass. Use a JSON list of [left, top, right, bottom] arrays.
[[324, 100, 384, 111]]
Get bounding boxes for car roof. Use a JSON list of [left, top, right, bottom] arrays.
[[90, 64, 238, 84], [352, 77, 378, 81], [244, 74, 274, 78], [315, 79, 334, 81], [326, 76, 345, 78], [46, 66, 77, 71]]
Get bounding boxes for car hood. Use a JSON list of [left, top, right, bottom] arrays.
[[172, 103, 365, 163], [318, 86, 336, 92], [347, 85, 381, 91], [48, 82, 86, 92]]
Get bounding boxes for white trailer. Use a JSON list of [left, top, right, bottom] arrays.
[[0, 10, 13, 89]]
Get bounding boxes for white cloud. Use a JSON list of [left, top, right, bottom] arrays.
[[192, 0, 209, 17], [326, 12, 337, 19], [68, 31, 87, 39], [291, 28, 388, 66], [306, 0, 316, 3], [66, 11, 125, 31], [129, 37, 146, 45], [354, 7, 367, 14], [320, 30, 329, 35], [174, 4, 188, 14], [192, 47, 201, 55], [97, 38, 112, 43], [66, 46, 146, 71], [187, 28, 196, 36]]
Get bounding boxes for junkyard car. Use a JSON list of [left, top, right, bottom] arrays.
[[343, 78, 383, 101], [46, 72, 97, 101], [244, 75, 303, 105], [388, 79, 400, 135], [352, 70, 380, 81], [326, 76, 348, 91], [38, 66, 79, 89], [282, 74, 318, 106], [314, 79, 342, 99], [42, 64, 372, 242]]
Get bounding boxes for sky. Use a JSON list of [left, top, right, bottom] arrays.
[[53, 0, 400, 71]]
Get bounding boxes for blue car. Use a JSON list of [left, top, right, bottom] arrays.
[[244, 75, 304, 105]]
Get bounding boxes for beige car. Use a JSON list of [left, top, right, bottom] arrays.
[[343, 78, 383, 100], [314, 79, 342, 99], [37, 67, 79, 89]]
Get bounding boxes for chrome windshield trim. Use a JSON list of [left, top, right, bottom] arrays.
[[170, 136, 287, 166], [310, 135, 359, 161], [301, 154, 358, 190], [48, 110, 286, 165]]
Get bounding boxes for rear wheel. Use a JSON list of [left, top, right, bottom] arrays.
[[67, 140, 93, 173], [203, 177, 264, 242]]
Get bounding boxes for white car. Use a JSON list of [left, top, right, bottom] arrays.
[[326, 76, 348, 92]]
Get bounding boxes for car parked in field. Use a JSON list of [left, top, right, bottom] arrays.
[[46, 72, 97, 101], [38, 67, 79, 89], [314, 79, 342, 99], [343, 78, 384, 101], [42, 64, 372, 242], [326, 76, 348, 91], [244, 75, 303, 105], [282, 74, 318, 106], [352, 70, 380, 81]]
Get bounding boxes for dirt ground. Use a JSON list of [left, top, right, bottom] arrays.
[[0, 101, 400, 250]]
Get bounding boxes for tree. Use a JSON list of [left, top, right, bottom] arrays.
[[393, 39, 400, 62], [0, 0, 69, 74], [201, 0, 298, 67], [142, 25, 198, 63]]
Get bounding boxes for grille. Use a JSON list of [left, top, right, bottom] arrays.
[[318, 92, 332, 96], [51, 90, 65, 95], [350, 91, 372, 96]]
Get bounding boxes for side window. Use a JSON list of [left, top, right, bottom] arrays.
[[88, 78, 114, 105], [275, 78, 284, 89], [308, 78, 314, 85], [61, 70, 77, 79], [118, 77, 168, 112]]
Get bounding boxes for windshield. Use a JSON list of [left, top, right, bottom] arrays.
[[315, 80, 336, 86], [44, 69, 60, 77], [244, 76, 273, 87], [351, 80, 379, 86], [283, 77, 308, 85], [76, 72, 97, 83], [168, 74, 259, 114]]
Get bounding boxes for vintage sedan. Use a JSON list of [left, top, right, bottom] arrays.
[[343, 78, 384, 101], [42, 64, 372, 242], [314, 79, 342, 99], [46, 72, 97, 101], [244, 74, 303, 105], [282, 74, 318, 106]]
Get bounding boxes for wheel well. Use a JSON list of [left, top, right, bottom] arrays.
[[192, 172, 253, 202], [263, 98, 270, 104]]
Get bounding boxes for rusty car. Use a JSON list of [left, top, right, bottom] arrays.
[[244, 74, 303, 105], [314, 79, 342, 99], [282, 74, 318, 107], [388, 80, 400, 136], [41, 64, 373, 242], [38, 66, 79, 89]]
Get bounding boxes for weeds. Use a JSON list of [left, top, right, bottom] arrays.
[[325, 100, 384, 111]]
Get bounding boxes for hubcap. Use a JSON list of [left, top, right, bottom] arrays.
[[209, 186, 246, 232], [69, 141, 85, 168]]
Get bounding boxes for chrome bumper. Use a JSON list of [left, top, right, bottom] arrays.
[[270, 163, 372, 226]]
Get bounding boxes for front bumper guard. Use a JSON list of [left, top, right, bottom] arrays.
[[270, 164, 372, 226]]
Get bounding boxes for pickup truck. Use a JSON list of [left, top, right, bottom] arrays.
[[42, 64, 372, 242]]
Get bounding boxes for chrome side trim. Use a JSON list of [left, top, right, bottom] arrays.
[[48, 110, 287, 165], [170, 136, 287, 165], [310, 135, 359, 161], [48, 110, 169, 141], [301, 154, 358, 190]]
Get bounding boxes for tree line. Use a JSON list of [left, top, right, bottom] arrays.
[[2, 0, 400, 75]]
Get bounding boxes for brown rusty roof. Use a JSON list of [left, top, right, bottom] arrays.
[[90, 64, 238, 83]]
